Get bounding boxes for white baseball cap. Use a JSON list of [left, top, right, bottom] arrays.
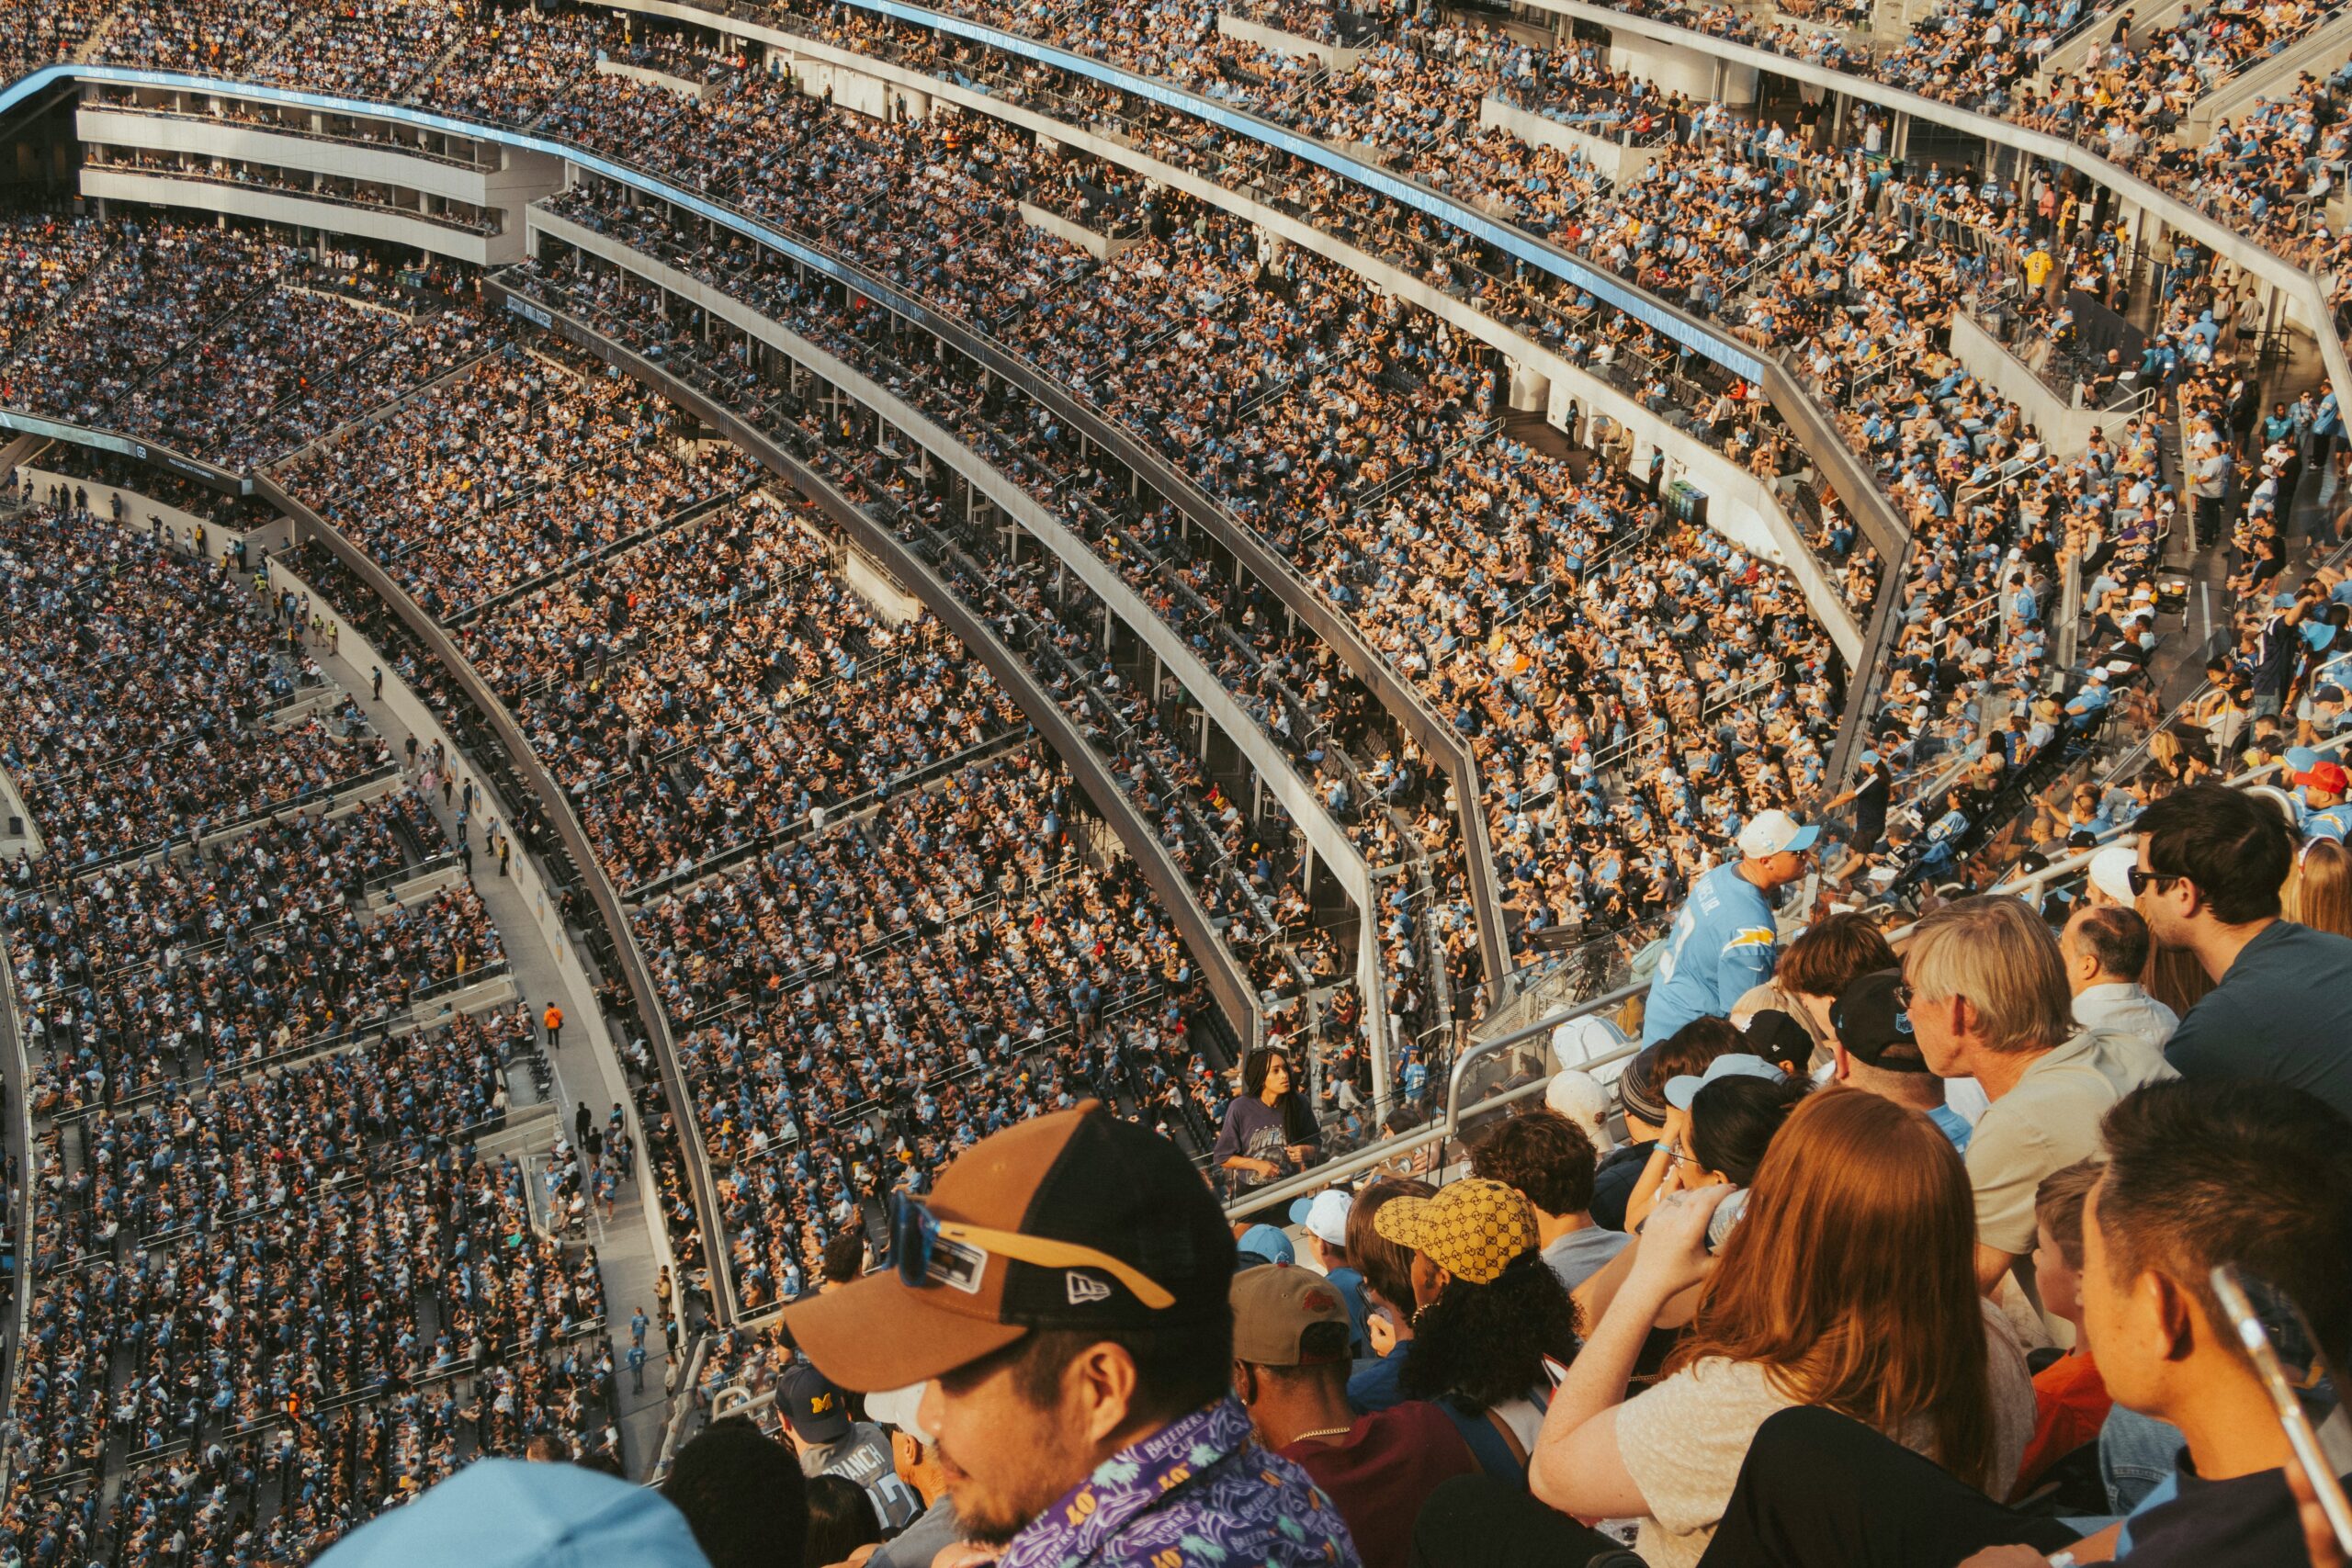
[[1544, 1068, 1616, 1155], [1287, 1189, 1352, 1247], [1738, 809, 1821, 859], [863, 1383, 934, 1446], [2086, 842, 2137, 906]]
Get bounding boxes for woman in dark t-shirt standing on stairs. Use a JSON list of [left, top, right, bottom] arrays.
[[1214, 1048, 1322, 1208]]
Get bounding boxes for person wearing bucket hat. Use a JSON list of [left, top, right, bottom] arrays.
[[782, 1101, 1357, 1568], [1642, 810, 1817, 1046], [1373, 1180, 1580, 1470]]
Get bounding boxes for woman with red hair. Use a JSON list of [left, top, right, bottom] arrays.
[[1527, 1088, 2035, 1568]]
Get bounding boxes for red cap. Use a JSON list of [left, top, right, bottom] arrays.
[[2298, 761, 2350, 795]]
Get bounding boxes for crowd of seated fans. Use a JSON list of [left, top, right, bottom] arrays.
[[0, 497, 387, 876], [0, 0, 2329, 952], [457, 485, 1027, 891], [499, 246, 1395, 1071], [1, 5, 2352, 1564], [279, 346, 760, 625], [639, 751, 1222, 1311], [0, 484, 617, 1561], [0, 213, 493, 468], [4, 1145, 611, 1564]]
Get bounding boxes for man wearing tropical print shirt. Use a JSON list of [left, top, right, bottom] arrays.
[[786, 1101, 1359, 1568]]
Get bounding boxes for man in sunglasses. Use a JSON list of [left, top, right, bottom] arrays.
[[2135, 784, 2352, 1122], [783, 1101, 1359, 1568]]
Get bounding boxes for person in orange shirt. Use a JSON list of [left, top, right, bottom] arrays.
[[544, 1002, 564, 1052], [2010, 1159, 2111, 1500]]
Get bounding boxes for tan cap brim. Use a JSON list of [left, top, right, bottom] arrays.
[[782, 1274, 1030, 1393]]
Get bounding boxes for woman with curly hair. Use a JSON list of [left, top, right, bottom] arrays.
[[1372, 1178, 1581, 1477]]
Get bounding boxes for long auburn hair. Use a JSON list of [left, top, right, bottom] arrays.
[[1664, 1089, 1999, 1490], [2287, 837, 2352, 939]]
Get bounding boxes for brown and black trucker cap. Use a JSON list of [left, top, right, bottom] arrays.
[[784, 1100, 1235, 1391]]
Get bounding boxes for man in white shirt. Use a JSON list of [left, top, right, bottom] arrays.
[[2061, 904, 2179, 1063]]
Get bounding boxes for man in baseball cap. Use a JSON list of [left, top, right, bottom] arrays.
[[784, 1102, 1357, 1567], [1643, 810, 1815, 1045], [2294, 758, 2352, 841], [777, 1363, 920, 1534], [1826, 970, 1973, 1152], [1228, 1266, 1476, 1568], [1288, 1189, 1370, 1355]]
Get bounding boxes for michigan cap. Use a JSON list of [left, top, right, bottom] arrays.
[[777, 1361, 853, 1443]]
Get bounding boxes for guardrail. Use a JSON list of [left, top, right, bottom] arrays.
[[1227, 978, 1646, 1218], [0, 403, 248, 493], [238, 469, 744, 1328], [492, 278, 1267, 1066], [0, 926, 30, 1481]]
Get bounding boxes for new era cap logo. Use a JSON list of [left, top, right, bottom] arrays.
[[1066, 1270, 1114, 1305]]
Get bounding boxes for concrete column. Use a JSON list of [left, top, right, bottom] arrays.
[[1508, 357, 1551, 414]]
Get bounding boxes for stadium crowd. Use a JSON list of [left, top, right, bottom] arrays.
[[0, 497, 388, 878], [1, 4, 2351, 1563], [371, 773, 2352, 1568]]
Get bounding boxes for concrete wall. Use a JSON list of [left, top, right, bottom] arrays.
[[74, 107, 562, 209], [1605, 30, 1756, 108], [1478, 94, 1664, 187], [1214, 12, 1367, 69], [594, 58, 719, 101], [841, 538, 922, 624], [1945, 310, 2109, 456], [79, 165, 522, 265], [0, 764, 40, 859], [1016, 199, 1143, 261]]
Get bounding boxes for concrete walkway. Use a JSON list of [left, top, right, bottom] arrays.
[[310, 637, 679, 1477]]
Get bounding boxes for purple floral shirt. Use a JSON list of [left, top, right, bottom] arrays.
[[995, 1397, 1360, 1568]]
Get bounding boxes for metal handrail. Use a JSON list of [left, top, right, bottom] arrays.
[[1225, 978, 1645, 1217], [526, 187, 1521, 997]]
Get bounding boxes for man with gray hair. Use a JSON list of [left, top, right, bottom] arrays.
[[2059, 904, 2177, 1062], [1901, 897, 2174, 1298]]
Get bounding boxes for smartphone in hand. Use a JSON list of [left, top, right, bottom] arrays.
[[2211, 1263, 2352, 1558]]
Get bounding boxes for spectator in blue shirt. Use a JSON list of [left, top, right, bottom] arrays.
[[1642, 811, 1818, 1045]]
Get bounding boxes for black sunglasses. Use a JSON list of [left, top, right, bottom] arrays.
[[2125, 865, 2185, 897]]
